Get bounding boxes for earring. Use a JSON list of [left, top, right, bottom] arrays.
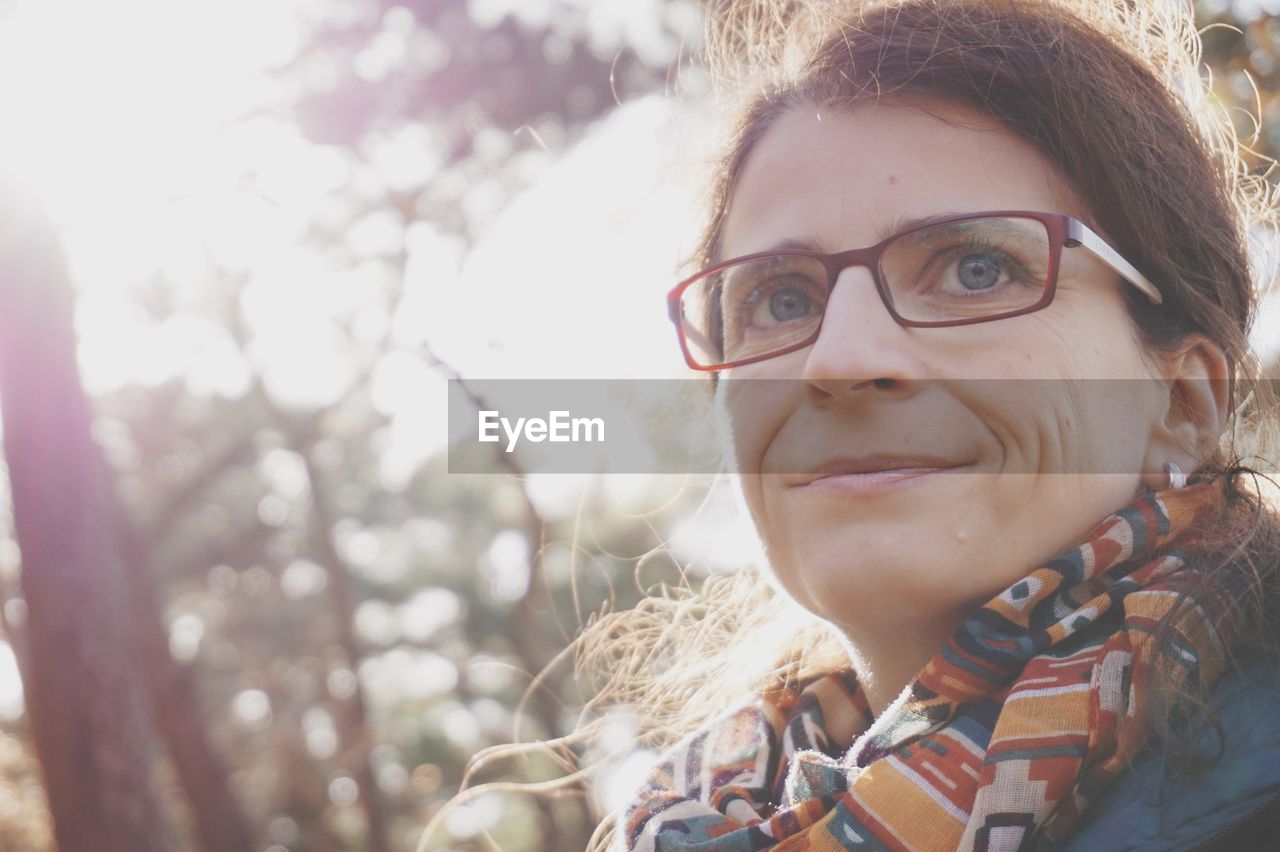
[[1163, 461, 1187, 489]]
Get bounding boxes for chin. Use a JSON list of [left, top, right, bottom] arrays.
[[777, 537, 964, 617]]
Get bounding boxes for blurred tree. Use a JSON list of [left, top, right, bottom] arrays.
[[0, 184, 176, 851]]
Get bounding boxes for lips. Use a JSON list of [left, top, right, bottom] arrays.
[[789, 455, 968, 486]]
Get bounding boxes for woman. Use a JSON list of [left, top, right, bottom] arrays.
[[606, 0, 1280, 849]]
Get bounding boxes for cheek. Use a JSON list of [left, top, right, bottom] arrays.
[[963, 380, 1161, 474], [958, 311, 1163, 474], [713, 374, 809, 597], [713, 372, 798, 476]]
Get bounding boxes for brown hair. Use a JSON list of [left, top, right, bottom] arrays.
[[429, 2, 1280, 849]]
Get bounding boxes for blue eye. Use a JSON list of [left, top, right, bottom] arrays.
[[716, 257, 828, 356], [955, 253, 1002, 291], [768, 287, 814, 322], [739, 273, 825, 330]]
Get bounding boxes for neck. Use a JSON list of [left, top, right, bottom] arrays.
[[836, 611, 968, 718]]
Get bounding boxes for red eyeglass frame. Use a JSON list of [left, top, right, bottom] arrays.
[[665, 209, 1163, 372]]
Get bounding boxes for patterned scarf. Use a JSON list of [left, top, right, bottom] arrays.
[[623, 478, 1238, 851]]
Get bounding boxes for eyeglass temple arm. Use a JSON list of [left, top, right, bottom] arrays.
[[1067, 220, 1164, 305]]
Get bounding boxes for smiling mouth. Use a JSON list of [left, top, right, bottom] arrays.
[[790, 457, 970, 489]]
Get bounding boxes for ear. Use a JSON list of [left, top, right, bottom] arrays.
[[1139, 333, 1229, 489]]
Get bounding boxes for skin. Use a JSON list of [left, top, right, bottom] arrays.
[[714, 97, 1230, 716]]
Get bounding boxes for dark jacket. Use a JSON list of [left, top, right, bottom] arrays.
[[1062, 656, 1280, 851]]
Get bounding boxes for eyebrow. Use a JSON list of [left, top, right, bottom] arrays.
[[746, 210, 975, 256], [873, 210, 968, 242], [761, 236, 826, 253]]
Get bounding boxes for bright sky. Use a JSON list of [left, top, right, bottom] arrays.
[[0, 0, 718, 479], [0, 0, 721, 728], [422, 93, 712, 380], [0, 0, 308, 239]]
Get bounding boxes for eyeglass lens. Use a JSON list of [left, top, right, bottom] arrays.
[[678, 216, 1053, 367]]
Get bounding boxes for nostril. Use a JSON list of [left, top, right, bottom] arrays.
[[872, 378, 895, 389]]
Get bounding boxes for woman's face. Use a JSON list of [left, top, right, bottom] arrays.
[[716, 98, 1180, 638]]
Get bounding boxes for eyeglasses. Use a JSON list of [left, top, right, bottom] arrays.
[[666, 210, 1163, 371]]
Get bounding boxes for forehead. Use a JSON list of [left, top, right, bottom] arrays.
[[719, 98, 1087, 258]]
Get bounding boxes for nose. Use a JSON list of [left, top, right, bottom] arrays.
[[800, 264, 924, 403]]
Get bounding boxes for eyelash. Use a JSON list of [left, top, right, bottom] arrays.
[[930, 238, 1031, 291]]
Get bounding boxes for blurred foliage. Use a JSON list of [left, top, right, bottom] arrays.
[[0, 1, 1275, 851]]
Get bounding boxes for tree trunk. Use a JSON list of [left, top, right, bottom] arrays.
[[300, 447, 392, 852], [118, 517, 258, 852], [0, 184, 175, 850]]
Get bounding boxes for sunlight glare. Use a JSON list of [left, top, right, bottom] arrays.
[[0, 643, 23, 722]]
